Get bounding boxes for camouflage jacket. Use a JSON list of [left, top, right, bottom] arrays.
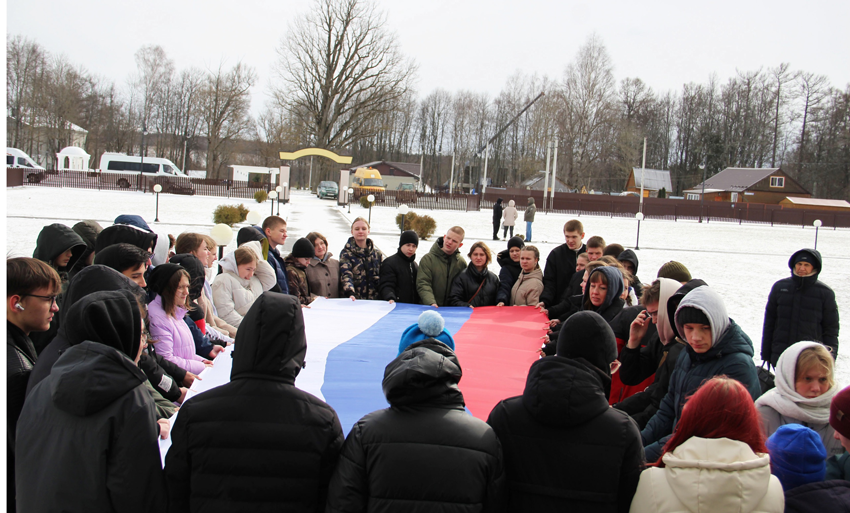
[[339, 237, 384, 300], [283, 254, 316, 305]]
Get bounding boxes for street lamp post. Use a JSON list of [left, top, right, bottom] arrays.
[[367, 194, 375, 224], [348, 187, 354, 213], [246, 210, 262, 226], [635, 212, 644, 250], [210, 224, 234, 276], [814, 219, 822, 249], [268, 191, 278, 216], [398, 204, 409, 234], [275, 186, 282, 216], [698, 163, 707, 223], [153, 184, 162, 222]]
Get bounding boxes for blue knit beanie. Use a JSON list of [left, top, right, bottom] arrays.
[[398, 311, 455, 355], [766, 424, 827, 491]]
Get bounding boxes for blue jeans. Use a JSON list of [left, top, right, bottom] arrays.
[[526, 222, 532, 242]]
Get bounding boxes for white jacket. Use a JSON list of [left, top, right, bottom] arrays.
[[211, 241, 276, 328], [630, 437, 784, 513]]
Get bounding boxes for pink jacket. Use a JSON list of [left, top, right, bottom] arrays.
[[147, 295, 206, 374]]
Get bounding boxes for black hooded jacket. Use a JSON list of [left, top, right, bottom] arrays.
[[617, 249, 643, 298], [27, 265, 185, 401], [33, 223, 87, 273], [487, 355, 644, 513], [448, 261, 500, 307], [379, 249, 420, 304], [95, 223, 158, 253], [16, 291, 165, 513], [762, 248, 839, 365], [496, 248, 522, 304], [69, 220, 103, 278], [165, 292, 344, 513], [326, 340, 505, 513]]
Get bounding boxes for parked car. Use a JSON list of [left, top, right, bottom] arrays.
[[99, 153, 187, 189], [396, 182, 417, 203], [317, 181, 339, 199], [8, 148, 49, 183]]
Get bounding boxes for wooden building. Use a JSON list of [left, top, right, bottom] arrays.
[[349, 160, 421, 191], [683, 167, 810, 204], [779, 197, 850, 211], [625, 168, 673, 197]]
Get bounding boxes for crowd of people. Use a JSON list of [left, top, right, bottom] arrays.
[[5, 204, 846, 512]]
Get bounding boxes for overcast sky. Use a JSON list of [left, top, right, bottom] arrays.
[[7, 0, 850, 116]]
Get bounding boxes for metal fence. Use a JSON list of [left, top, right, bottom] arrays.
[[12, 168, 850, 229]]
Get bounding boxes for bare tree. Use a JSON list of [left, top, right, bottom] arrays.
[[200, 61, 256, 178], [274, 0, 416, 153], [796, 72, 830, 175]]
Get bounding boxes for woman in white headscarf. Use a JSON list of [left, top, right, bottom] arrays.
[[756, 340, 842, 457]]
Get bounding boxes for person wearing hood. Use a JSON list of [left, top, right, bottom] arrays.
[[501, 199, 519, 239], [641, 286, 761, 462], [617, 249, 643, 298], [582, 266, 626, 322], [416, 226, 467, 307], [212, 240, 277, 327], [492, 197, 504, 240], [165, 292, 344, 512], [16, 289, 167, 513], [495, 236, 524, 306], [30, 223, 88, 353], [767, 424, 850, 511], [340, 217, 385, 300], [326, 338, 505, 512], [149, 264, 211, 374], [93, 242, 150, 287], [510, 245, 544, 306], [379, 230, 419, 304], [307, 231, 342, 298], [285, 238, 319, 305], [762, 248, 839, 366], [235, 225, 282, 295], [612, 278, 687, 428], [69, 219, 103, 278], [7, 257, 61, 512], [96, 223, 158, 256], [524, 196, 536, 242], [448, 241, 500, 307], [487, 311, 644, 512], [756, 341, 842, 457], [630, 376, 783, 513]]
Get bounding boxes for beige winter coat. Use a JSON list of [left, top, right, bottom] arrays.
[[629, 437, 784, 513], [211, 241, 276, 327], [510, 267, 544, 306], [198, 293, 237, 338], [502, 200, 519, 227]]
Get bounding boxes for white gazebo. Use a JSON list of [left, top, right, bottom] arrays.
[[56, 146, 90, 171]]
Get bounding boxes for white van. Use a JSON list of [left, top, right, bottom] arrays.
[[99, 153, 186, 188], [7, 148, 44, 169]]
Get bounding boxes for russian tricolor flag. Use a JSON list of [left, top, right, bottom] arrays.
[[160, 298, 548, 462]]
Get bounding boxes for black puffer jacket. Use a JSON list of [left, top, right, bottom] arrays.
[[540, 243, 586, 307], [326, 340, 505, 513], [487, 356, 644, 512], [379, 249, 419, 304], [7, 321, 37, 512], [69, 220, 103, 278], [761, 248, 839, 365], [784, 479, 850, 513], [165, 292, 344, 513], [448, 261, 500, 307], [16, 292, 165, 513], [496, 249, 522, 305]]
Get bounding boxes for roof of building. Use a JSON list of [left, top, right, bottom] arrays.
[[520, 172, 571, 192], [690, 167, 782, 192], [57, 146, 89, 156], [780, 197, 850, 208], [631, 168, 672, 191], [351, 160, 421, 178]]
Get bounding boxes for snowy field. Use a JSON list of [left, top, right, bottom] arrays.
[[7, 185, 850, 384]]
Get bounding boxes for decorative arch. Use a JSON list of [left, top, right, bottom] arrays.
[[279, 148, 352, 164]]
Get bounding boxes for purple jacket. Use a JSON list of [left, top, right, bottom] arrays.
[[148, 295, 205, 374]]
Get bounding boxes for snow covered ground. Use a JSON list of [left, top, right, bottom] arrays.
[[7, 185, 850, 384]]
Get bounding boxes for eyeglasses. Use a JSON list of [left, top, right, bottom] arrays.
[[646, 310, 659, 320], [22, 294, 58, 306], [141, 329, 151, 346]]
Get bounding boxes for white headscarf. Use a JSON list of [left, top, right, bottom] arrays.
[[755, 341, 836, 424], [655, 278, 680, 346]]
